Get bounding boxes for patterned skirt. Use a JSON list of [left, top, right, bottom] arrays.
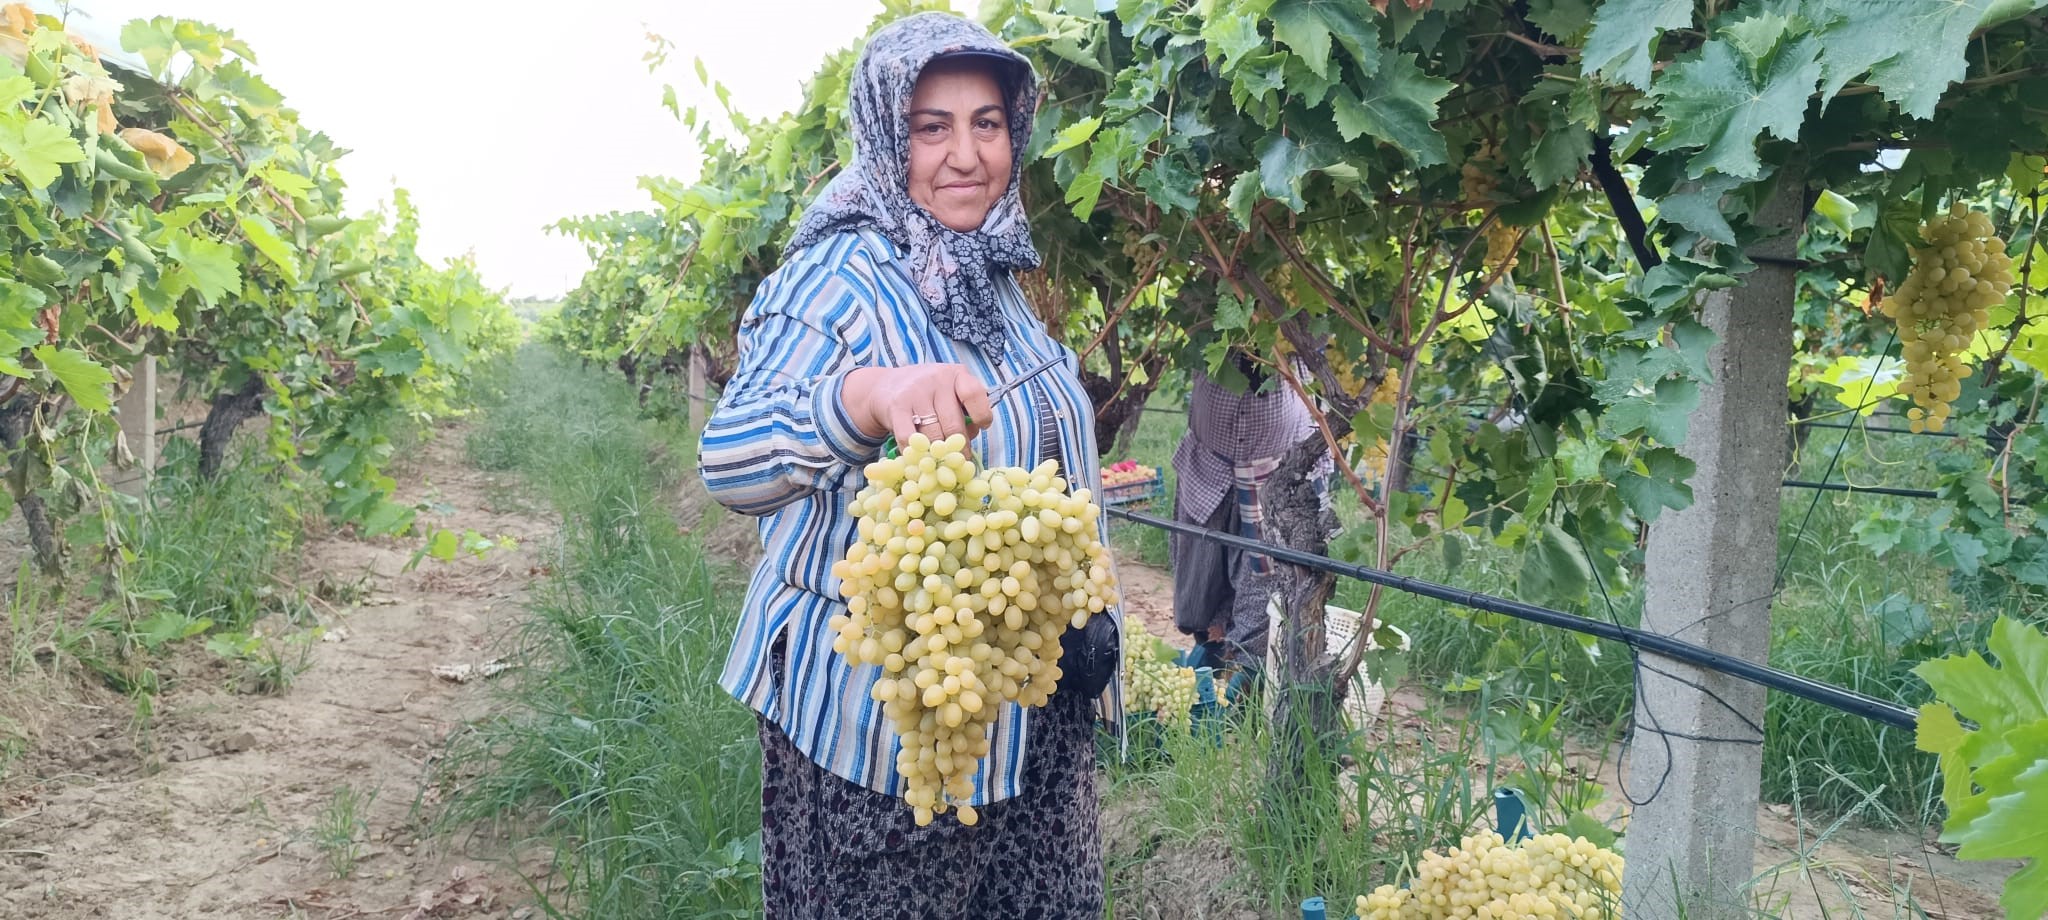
[[756, 689, 1104, 920]]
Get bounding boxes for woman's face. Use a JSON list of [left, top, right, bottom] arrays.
[[905, 60, 1012, 232]]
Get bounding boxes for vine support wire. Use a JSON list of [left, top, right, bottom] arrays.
[[1104, 506, 1920, 731]]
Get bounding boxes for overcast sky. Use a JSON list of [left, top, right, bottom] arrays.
[[51, 1, 972, 298]]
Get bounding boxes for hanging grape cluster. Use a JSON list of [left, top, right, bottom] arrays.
[[1121, 637, 1199, 733], [1460, 138, 1502, 204], [1356, 831, 1625, 920], [830, 434, 1119, 826], [1482, 221, 1521, 277], [1881, 205, 2015, 433]]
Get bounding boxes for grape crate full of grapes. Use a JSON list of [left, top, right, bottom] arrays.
[[829, 434, 1120, 826]]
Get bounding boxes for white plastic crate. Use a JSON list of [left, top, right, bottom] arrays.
[[1263, 596, 1410, 731]]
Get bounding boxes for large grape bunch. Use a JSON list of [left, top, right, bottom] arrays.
[[1121, 637, 1198, 733], [1356, 831, 1624, 920], [1881, 205, 2015, 433], [830, 433, 1119, 826]]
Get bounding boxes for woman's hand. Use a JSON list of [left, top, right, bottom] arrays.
[[841, 364, 995, 446]]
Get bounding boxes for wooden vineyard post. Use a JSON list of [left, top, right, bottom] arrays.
[[1623, 170, 1806, 919], [114, 355, 156, 498], [687, 345, 708, 437]]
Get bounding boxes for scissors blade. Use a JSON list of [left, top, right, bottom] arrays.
[[987, 354, 1067, 404]]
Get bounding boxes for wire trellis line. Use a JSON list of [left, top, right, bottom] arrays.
[[1104, 506, 1920, 731]]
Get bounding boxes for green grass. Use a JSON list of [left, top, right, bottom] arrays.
[[124, 437, 312, 638], [431, 347, 761, 918]]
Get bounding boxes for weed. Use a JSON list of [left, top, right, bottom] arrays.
[[315, 785, 376, 880]]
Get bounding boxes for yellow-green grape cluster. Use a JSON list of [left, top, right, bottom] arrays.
[[1356, 831, 1624, 920], [1461, 138, 1502, 204], [1121, 638, 1198, 733], [829, 433, 1119, 826], [1881, 204, 2014, 433], [1483, 221, 1521, 277]]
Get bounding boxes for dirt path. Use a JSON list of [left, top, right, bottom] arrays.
[[1, 422, 554, 920]]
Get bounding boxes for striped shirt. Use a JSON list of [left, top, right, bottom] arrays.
[[700, 228, 1124, 805]]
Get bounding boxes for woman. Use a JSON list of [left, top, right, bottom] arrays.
[[698, 12, 1121, 919], [1170, 349, 1326, 670]]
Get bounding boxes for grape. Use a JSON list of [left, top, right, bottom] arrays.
[[1354, 831, 1625, 920], [1120, 636, 1199, 733], [828, 433, 1120, 825], [1880, 205, 2015, 433]]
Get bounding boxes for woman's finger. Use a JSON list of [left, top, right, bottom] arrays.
[[931, 393, 970, 442], [887, 404, 921, 445], [953, 372, 994, 431]]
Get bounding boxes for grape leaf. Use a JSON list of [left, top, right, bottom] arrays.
[[1527, 0, 1596, 41], [213, 59, 285, 114], [1942, 719, 2048, 920], [238, 214, 301, 285], [1656, 177, 1744, 246], [166, 231, 241, 306], [0, 115, 87, 190], [1267, 0, 1379, 79], [1590, 346, 1686, 405], [1580, 0, 1693, 89], [1136, 156, 1201, 215], [1519, 522, 1593, 603], [1257, 133, 1312, 212], [31, 345, 114, 412], [1915, 616, 2048, 761], [1915, 702, 1977, 816], [1041, 115, 1102, 158], [0, 60, 34, 109], [1941, 531, 1989, 576], [120, 19, 178, 77], [1651, 34, 1823, 178], [1201, 12, 1263, 72], [1525, 123, 1592, 190], [1598, 376, 1699, 446], [1615, 446, 1695, 523], [1785, 0, 2048, 120], [1341, 52, 1453, 168]]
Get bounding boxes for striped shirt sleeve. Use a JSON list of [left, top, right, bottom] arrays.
[[699, 255, 883, 517]]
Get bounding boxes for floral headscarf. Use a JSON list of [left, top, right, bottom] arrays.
[[785, 12, 1041, 356]]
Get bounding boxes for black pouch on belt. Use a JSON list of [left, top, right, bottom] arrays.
[[1055, 613, 1119, 699]]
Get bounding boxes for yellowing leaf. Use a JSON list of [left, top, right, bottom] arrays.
[[0, 4, 35, 41], [117, 128, 194, 178]]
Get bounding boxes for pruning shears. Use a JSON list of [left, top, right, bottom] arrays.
[[880, 353, 1068, 459]]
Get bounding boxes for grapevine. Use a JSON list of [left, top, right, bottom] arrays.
[[829, 433, 1118, 826], [1356, 831, 1625, 920], [0, 5, 517, 575], [1879, 205, 2015, 433]]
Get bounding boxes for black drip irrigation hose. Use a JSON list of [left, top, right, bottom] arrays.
[[1105, 506, 1920, 731], [1789, 417, 1959, 439], [1780, 479, 1940, 499]]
